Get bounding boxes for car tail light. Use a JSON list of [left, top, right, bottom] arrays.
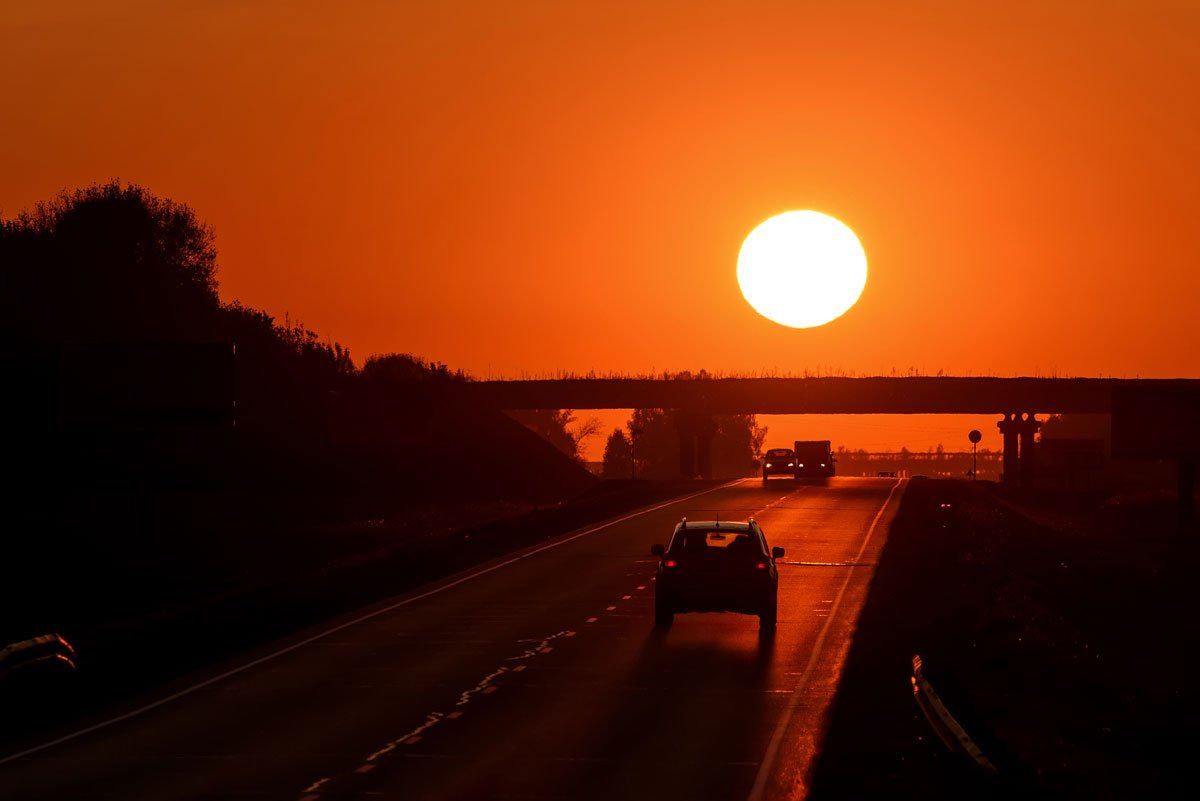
[[755, 561, 767, 570], [664, 559, 678, 569]]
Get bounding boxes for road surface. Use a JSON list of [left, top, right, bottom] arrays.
[[0, 477, 903, 801]]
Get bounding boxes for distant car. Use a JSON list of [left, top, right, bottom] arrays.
[[761, 448, 796, 484], [910, 474, 929, 480], [877, 470, 898, 478], [650, 519, 783, 629]]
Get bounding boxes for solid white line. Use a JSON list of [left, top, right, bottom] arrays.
[[746, 479, 904, 801], [0, 480, 747, 765]]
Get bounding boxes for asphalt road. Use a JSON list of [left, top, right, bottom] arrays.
[[0, 477, 904, 801]]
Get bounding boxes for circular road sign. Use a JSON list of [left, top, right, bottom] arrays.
[[968, 429, 982, 444]]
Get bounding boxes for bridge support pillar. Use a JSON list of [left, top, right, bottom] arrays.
[[998, 413, 1020, 483], [675, 411, 717, 479], [696, 430, 713, 480], [678, 428, 696, 478], [1019, 413, 1041, 484]]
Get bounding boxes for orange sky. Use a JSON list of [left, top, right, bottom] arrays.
[[3, 1, 1199, 454]]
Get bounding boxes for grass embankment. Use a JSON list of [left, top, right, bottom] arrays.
[[809, 478, 1196, 800], [0, 478, 717, 747]]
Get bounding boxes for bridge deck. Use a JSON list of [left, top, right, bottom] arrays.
[[466, 377, 1200, 414]]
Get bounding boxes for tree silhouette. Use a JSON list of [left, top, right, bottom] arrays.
[[1, 181, 220, 342], [507, 409, 602, 462], [625, 409, 765, 479], [601, 428, 632, 478]]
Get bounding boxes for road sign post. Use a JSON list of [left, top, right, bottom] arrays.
[[968, 429, 982, 480]]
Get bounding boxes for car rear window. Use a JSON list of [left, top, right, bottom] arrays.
[[766, 449, 793, 457], [672, 530, 760, 555]]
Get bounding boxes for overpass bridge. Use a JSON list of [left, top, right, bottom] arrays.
[[467, 376, 1200, 484]]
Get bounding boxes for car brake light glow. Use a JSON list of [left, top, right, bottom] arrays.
[[664, 559, 678, 568], [755, 561, 767, 569]]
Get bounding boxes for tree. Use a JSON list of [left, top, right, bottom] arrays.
[[1, 181, 220, 342], [507, 409, 602, 462], [601, 428, 632, 478], [625, 409, 766, 479]]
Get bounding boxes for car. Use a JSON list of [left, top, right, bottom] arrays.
[[650, 518, 783, 629], [761, 448, 796, 484], [877, 470, 898, 478]]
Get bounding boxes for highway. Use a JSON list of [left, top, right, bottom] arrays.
[[0, 477, 904, 801]]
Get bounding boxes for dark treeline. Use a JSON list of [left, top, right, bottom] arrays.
[[0, 182, 595, 653], [600, 408, 766, 479], [0, 182, 590, 496]]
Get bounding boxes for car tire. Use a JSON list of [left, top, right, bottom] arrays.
[[654, 597, 674, 627], [759, 595, 778, 629]]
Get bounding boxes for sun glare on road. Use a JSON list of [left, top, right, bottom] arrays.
[[737, 210, 868, 328]]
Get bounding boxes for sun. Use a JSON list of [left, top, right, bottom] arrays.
[[736, 210, 867, 328]]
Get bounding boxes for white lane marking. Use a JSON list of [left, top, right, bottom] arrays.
[[605, 605, 617, 611], [303, 778, 330, 793], [457, 667, 508, 707], [636, 585, 646, 591], [508, 630, 574, 660], [367, 711, 444, 761], [622, 595, 632, 600], [585, 617, 598, 624], [316, 626, 574, 793], [746, 479, 904, 801], [0, 480, 745, 765]]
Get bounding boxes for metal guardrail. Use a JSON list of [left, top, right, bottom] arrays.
[[911, 653, 996, 772], [0, 633, 78, 682]]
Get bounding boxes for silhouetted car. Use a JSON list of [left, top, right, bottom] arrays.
[[650, 519, 783, 629], [761, 448, 796, 484]]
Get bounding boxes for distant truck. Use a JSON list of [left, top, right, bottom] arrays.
[[793, 440, 835, 478]]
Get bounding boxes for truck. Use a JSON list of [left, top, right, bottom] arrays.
[[793, 440, 835, 478]]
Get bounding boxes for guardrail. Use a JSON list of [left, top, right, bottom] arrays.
[[911, 653, 996, 772], [0, 633, 78, 682]]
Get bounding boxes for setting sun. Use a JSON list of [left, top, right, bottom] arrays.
[[736, 210, 868, 329]]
